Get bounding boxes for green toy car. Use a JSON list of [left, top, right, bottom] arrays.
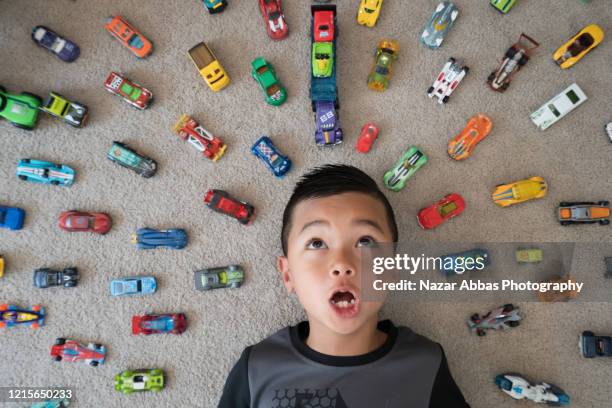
[[490, 0, 518, 14], [0, 86, 42, 130], [194, 265, 245, 291], [115, 369, 164, 394], [383, 146, 428, 191], [107, 141, 157, 178], [312, 42, 333, 78], [251, 57, 287, 106], [40, 92, 88, 128]]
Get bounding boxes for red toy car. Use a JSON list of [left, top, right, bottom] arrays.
[[104, 72, 153, 110], [204, 189, 256, 225], [417, 193, 465, 229], [50, 338, 106, 366], [173, 114, 227, 162], [132, 313, 186, 335], [356, 123, 379, 153], [313, 10, 334, 42], [58, 210, 112, 234], [258, 0, 288, 40]]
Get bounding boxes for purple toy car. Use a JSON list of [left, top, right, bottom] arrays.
[[314, 100, 343, 146], [31, 26, 80, 62]]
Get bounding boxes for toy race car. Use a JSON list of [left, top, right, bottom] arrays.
[[312, 42, 333, 78], [0, 205, 25, 230], [383, 146, 428, 192], [0, 86, 42, 130], [427, 58, 468, 104], [202, 0, 227, 14], [495, 373, 570, 406], [581, 331, 612, 358], [258, 0, 288, 40], [132, 313, 186, 335], [0, 304, 45, 329], [59, 211, 112, 234], [417, 193, 465, 229], [195, 265, 245, 291], [204, 189, 256, 225], [115, 369, 165, 394], [39, 92, 88, 128], [558, 201, 610, 225], [468, 304, 522, 336], [537, 274, 579, 302], [251, 57, 287, 106], [31, 25, 80, 62], [447, 114, 492, 160], [16, 159, 75, 186], [357, 0, 383, 27], [50, 338, 106, 366], [104, 15, 153, 58], [111, 276, 157, 296], [487, 33, 539, 92], [107, 141, 157, 178], [34, 267, 78, 288], [251, 136, 291, 178], [313, 8, 334, 41], [515, 248, 543, 263], [356, 123, 379, 153], [367, 40, 399, 92], [530, 83, 587, 131], [491, 176, 547, 207], [187, 42, 230, 92], [104, 72, 153, 110], [173, 114, 227, 161], [490, 0, 518, 14], [440, 248, 490, 275], [314, 100, 343, 146], [132, 228, 188, 250], [554, 24, 604, 69], [420, 1, 459, 49]]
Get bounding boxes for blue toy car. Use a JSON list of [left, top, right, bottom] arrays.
[[110, 276, 157, 296], [0, 205, 25, 230], [132, 228, 188, 250], [420, 1, 459, 49], [16, 159, 75, 186], [251, 136, 291, 178], [0, 304, 45, 329], [440, 248, 490, 275], [314, 100, 343, 146], [202, 0, 227, 13], [31, 26, 80, 62]]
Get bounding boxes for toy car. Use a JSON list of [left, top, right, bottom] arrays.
[[491, 177, 547, 207], [420, 1, 459, 49], [530, 83, 587, 130], [0, 205, 25, 230], [104, 15, 153, 59], [0, 86, 42, 130], [0, 255, 4, 278], [258, 0, 288, 40], [554, 24, 604, 69], [251, 136, 291, 178], [558, 201, 610, 225], [312, 42, 334, 78], [187, 42, 230, 92], [496, 374, 570, 405], [357, 0, 383, 27], [487, 33, 539, 92], [367, 40, 399, 92], [104, 72, 153, 110], [34, 267, 78, 288], [468, 304, 522, 336], [39, 92, 88, 128], [111, 276, 157, 296], [173, 114, 227, 161], [516, 248, 543, 263], [50, 338, 106, 366], [204, 189, 256, 225], [132, 313, 186, 335], [490, 0, 518, 13], [16, 159, 75, 186], [606, 122, 612, 142], [440, 248, 490, 275], [107, 141, 157, 178], [356, 123, 379, 153], [417, 193, 465, 229], [59, 211, 112, 234], [115, 369, 164, 394], [447, 114, 492, 160], [0, 304, 45, 329], [537, 274, 579, 302], [31, 25, 80, 62], [383, 146, 428, 192], [251, 57, 287, 106], [313, 9, 334, 41], [581, 331, 612, 358], [195, 265, 245, 291], [31, 400, 70, 408], [132, 228, 188, 250], [427, 58, 468, 104], [314, 100, 343, 146], [202, 0, 227, 14]]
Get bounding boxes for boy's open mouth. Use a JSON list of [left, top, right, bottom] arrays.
[[329, 289, 360, 318]]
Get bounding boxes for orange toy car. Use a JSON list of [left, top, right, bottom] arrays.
[[104, 16, 153, 59], [448, 114, 493, 160], [537, 274, 579, 302]]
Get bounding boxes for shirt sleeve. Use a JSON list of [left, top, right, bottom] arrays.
[[429, 345, 470, 408], [218, 347, 252, 408]]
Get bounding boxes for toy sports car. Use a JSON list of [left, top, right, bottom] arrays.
[[0, 205, 25, 230], [357, 0, 383, 27], [312, 42, 333, 78], [356, 123, 379, 153], [515, 248, 543, 263], [132, 228, 188, 250], [104, 15, 153, 59], [367, 40, 399, 92], [39, 92, 88, 128], [558, 201, 610, 225], [173, 114, 227, 161], [553, 24, 604, 69], [50, 338, 106, 366], [195, 265, 245, 291], [417, 193, 465, 229], [581, 331, 612, 358], [491, 176, 547, 207], [258, 0, 288, 40], [251, 136, 291, 178], [314, 100, 343, 146], [34, 267, 78, 288], [495, 373, 570, 406], [427, 57, 468, 104], [107, 141, 157, 178], [132, 313, 186, 335], [204, 189, 256, 225], [468, 304, 521, 336], [313, 9, 334, 42], [59, 211, 112, 234], [448, 114, 492, 160], [0, 86, 42, 130], [187, 42, 230, 92], [202, 0, 227, 14], [490, 0, 518, 14], [537, 274, 579, 302], [440, 248, 490, 275], [251, 57, 287, 106], [420, 1, 459, 49], [383, 146, 428, 192], [487, 33, 539, 92], [31, 25, 80, 62], [0, 304, 45, 329], [115, 369, 164, 394], [110, 276, 157, 296], [104, 72, 153, 110], [16, 159, 75, 186]]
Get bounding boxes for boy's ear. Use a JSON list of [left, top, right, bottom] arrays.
[[277, 255, 294, 293]]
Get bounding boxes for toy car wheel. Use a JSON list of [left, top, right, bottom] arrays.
[[55, 338, 66, 345], [559, 202, 570, 207], [470, 313, 480, 323], [487, 72, 496, 82], [12, 122, 34, 131], [502, 304, 514, 312], [442, 96, 450, 104], [22, 159, 31, 164], [90, 360, 99, 367], [501, 83, 510, 91], [476, 329, 486, 337], [448, 57, 456, 64], [94, 343, 103, 349], [518, 55, 529, 66], [598, 201, 609, 206], [463, 66, 470, 75], [51, 180, 60, 185], [599, 219, 610, 225], [427, 86, 434, 95], [230, 282, 242, 289], [20, 92, 43, 104], [560, 221, 571, 226], [582, 330, 595, 337], [0, 85, 6, 93], [54, 355, 62, 361], [18, 175, 28, 180], [506, 320, 520, 328], [505, 47, 517, 59]]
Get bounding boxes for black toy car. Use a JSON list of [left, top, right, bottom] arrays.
[[581, 331, 612, 358], [34, 267, 79, 288]]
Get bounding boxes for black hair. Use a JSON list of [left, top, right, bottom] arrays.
[[281, 164, 398, 255]]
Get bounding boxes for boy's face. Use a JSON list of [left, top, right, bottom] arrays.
[[278, 192, 394, 336]]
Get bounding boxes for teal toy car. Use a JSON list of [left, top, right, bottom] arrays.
[[0, 86, 42, 130], [383, 146, 428, 191], [115, 369, 164, 394], [195, 265, 245, 291], [251, 57, 287, 106], [107, 141, 157, 178], [312, 42, 333, 78], [16, 159, 75, 186], [490, 0, 518, 13]]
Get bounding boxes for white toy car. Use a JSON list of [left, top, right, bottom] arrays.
[[495, 373, 570, 406], [605, 122, 612, 142], [530, 83, 587, 130], [427, 57, 468, 104]]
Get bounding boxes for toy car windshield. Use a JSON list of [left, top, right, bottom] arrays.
[[128, 35, 144, 50], [439, 202, 457, 217], [189, 44, 215, 69]]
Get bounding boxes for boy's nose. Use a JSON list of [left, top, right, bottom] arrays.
[[331, 267, 353, 277], [330, 251, 357, 277]]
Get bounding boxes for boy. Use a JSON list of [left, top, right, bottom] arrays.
[[219, 164, 469, 408]]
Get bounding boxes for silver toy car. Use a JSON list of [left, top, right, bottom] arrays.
[[467, 304, 522, 336], [420, 1, 459, 49], [194, 265, 244, 291], [427, 57, 468, 104]]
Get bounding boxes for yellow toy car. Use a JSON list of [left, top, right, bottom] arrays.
[[357, 0, 383, 27], [188, 42, 230, 92], [553, 24, 604, 69], [491, 176, 547, 207]]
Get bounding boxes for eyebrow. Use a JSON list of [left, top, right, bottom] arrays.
[[300, 219, 329, 234], [299, 219, 385, 234]]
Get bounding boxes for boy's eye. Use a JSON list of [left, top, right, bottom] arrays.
[[357, 236, 377, 247], [307, 239, 327, 250]]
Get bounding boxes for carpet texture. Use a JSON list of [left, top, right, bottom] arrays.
[[1, 0, 612, 407]]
